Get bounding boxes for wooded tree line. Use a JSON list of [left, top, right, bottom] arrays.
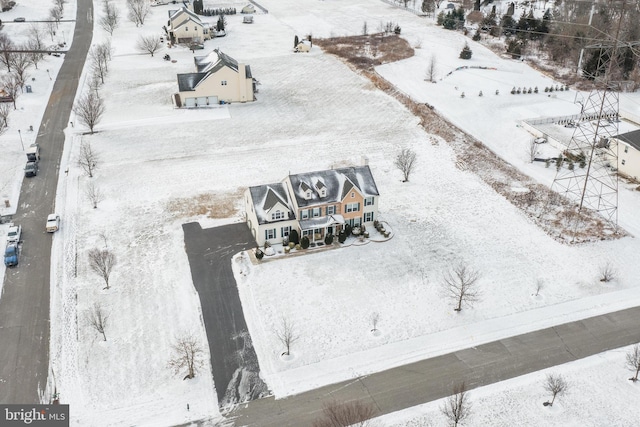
[[430, 0, 640, 87]]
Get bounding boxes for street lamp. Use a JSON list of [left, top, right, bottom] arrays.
[[18, 129, 24, 151], [46, 69, 51, 80]]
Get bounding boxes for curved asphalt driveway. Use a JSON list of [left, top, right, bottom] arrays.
[[0, 0, 93, 404], [182, 222, 267, 407]]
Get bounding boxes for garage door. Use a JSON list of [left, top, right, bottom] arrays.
[[184, 98, 196, 108], [207, 96, 218, 105], [196, 97, 207, 106]]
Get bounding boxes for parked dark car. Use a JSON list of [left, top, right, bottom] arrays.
[[24, 161, 38, 177], [13, 17, 25, 22], [4, 242, 19, 267]]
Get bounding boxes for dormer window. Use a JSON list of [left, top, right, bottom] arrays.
[[271, 210, 284, 221]]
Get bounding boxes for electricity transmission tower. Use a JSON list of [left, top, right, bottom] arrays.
[[551, 1, 634, 229]]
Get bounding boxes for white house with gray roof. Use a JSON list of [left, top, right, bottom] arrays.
[[613, 129, 640, 181], [173, 49, 255, 107], [167, 7, 210, 44], [244, 165, 380, 247]]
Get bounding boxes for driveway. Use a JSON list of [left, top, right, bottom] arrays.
[[0, 0, 93, 404], [182, 222, 268, 407]]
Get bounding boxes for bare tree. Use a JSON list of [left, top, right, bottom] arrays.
[[441, 382, 471, 427], [90, 41, 112, 84], [599, 261, 617, 282], [626, 344, 640, 382], [0, 103, 11, 129], [85, 181, 104, 209], [394, 148, 417, 182], [543, 373, 568, 406], [370, 312, 380, 333], [88, 248, 116, 289], [27, 25, 45, 69], [276, 317, 299, 356], [73, 92, 105, 134], [426, 54, 437, 82], [54, 0, 67, 10], [77, 141, 99, 177], [127, 0, 151, 27], [527, 138, 540, 163], [45, 21, 57, 42], [443, 263, 481, 312], [137, 35, 162, 57], [533, 279, 544, 297], [0, 32, 15, 72], [168, 332, 205, 380], [2, 73, 21, 109], [312, 400, 376, 427], [86, 302, 109, 341], [9, 50, 32, 92], [100, 2, 120, 35], [49, 6, 63, 24]]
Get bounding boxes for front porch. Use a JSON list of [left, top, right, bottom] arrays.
[[299, 214, 345, 242]]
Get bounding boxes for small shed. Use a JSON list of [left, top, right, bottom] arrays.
[[241, 4, 255, 14], [446, 3, 455, 9], [243, 15, 253, 24]]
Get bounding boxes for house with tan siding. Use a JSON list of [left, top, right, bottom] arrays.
[[167, 7, 210, 44], [173, 49, 255, 107], [612, 129, 640, 181], [245, 165, 380, 247]]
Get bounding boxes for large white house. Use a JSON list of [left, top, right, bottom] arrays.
[[244, 165, 380, 247], [173, 49, 255, 107], [167, 7, 210, 44]]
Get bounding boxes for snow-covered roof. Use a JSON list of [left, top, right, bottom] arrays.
[[169, 7, 202, 28], [288, 165, 379, 208], [248, 183, 295, 225]]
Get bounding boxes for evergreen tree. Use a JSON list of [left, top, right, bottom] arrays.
[[459, 43, 472, 59]]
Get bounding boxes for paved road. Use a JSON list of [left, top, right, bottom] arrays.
[[0, 0, 93, 404], [182, 222, 267, 407], [229, 306, 640, 426]]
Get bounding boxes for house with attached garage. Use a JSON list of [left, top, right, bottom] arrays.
[[167, 7, 210, 44], [245, 165, 380, 247], [612, 129, 640, 181], [173, 49, 256, 107]]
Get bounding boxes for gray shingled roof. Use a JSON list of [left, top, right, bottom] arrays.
[[249, 183, 295, 225], [168, 7, 201, 26], [289, 165, 379, 208], [617, 129, 640, 151], [177, 72, 207, 91]]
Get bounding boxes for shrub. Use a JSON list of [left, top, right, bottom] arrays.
[[255, 248, 264, 260], [472, 31, 481, 41], [301, 236, 310, 249], [344, 224, 352, 236], [324, 234, 334, 245], [289, 229, 300, 245], [338, 231, 347, 243], [459, 43, 472, 59]]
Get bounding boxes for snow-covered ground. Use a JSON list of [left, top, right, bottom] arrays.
[[377, 343, 640, 427], [1, 0, 640, 426]]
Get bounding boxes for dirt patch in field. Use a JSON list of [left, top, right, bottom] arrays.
[[317, 34, 624, 243], [315, 34, 414, 70], [167, 189, 243, 219]]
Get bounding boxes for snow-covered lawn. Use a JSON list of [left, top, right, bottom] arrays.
[[1, 0, 640, 425]]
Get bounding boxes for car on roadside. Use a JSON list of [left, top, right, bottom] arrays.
[[150, 1, 167, 6], [7, 223, 22, 243], [4, 242, 19, 267], [24, 161, 38, 177], [13, 17, 25, 22], [46, 214, 60, 232]]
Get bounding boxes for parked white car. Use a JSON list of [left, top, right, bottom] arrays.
[[150, 1, 167, 6], [46, 214, 60, 232], [7, 223, 22, 243]]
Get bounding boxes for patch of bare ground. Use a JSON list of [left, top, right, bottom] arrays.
[[317, 35, 624, 243], [167, 189, 243, 219]]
